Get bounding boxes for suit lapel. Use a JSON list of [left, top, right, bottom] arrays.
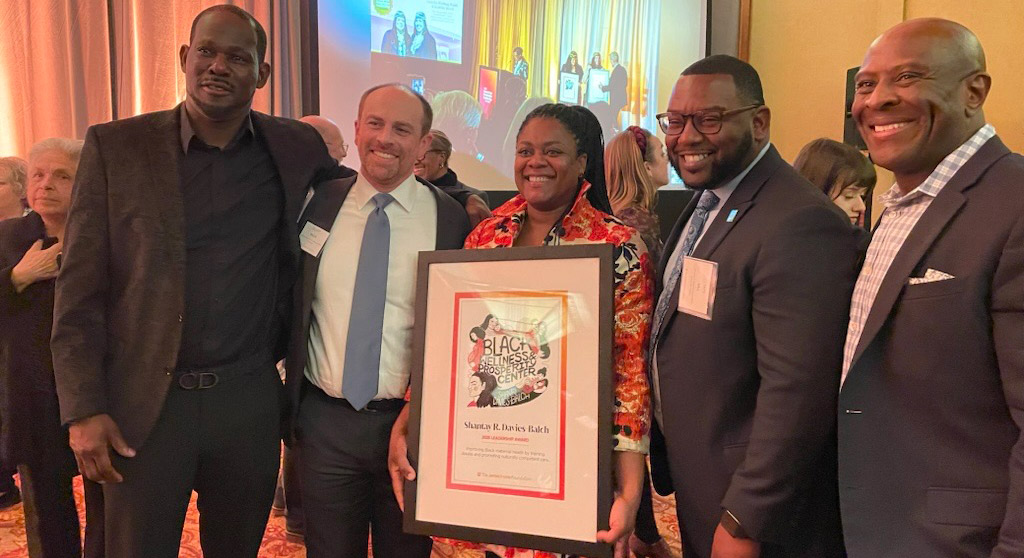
[[850, 136, 1011, 366], [656, 146, 779, 345], [422, 178, 465, 250], [254, 113, 306, 226], [657, 193, 698, 293], [297, 176, 358, 333], [145, 107, 186, 268], [690, 146, 780, 262]]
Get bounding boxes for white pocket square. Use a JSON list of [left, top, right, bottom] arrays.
[[908, 268, 955, 285]]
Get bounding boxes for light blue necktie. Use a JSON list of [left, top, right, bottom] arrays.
[[649, 190, 720, 346], [342, 193, 395, 410]]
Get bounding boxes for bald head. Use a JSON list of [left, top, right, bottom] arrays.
[[852, 18, 991, 191], [869, 18, 986, 75], [300, 115, 346, 163]]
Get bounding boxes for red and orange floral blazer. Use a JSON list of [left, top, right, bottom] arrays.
[[464, 181, 653, 454]]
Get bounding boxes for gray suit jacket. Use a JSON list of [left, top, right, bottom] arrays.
[[52, 106, 351, 449], [283, 173, 471, 441], [839, 135, 1024, 558], [653, 145, 859, 557]]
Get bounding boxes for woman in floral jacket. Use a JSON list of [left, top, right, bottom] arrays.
[[390, 104, 654, 558]]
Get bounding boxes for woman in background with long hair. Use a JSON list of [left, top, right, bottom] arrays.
[[606, 126, 670, 264]]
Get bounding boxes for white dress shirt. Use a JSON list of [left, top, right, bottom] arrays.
[[305, 173, 438, 399], [653, 141, 771, 426]]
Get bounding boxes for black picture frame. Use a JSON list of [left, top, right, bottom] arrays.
[[404, 244, 615, 558]]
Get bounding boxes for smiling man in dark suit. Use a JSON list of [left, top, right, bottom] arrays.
[[649, 55, 859, 558], [51, 5, 357, 557], [285, 83, 470, 558], [839, 19, 1024, 558]]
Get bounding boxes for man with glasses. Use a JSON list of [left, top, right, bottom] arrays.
[[649, 55, 858, 558], [413, 129, 489, 207]]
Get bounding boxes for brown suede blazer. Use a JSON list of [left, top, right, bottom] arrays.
[[51, 106, 351, 449]]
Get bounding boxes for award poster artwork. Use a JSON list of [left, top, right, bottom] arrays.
[[409, 248, 609, 551], [447, 292, 568, 499]]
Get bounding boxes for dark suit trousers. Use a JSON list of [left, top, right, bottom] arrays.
[[297, 382, 432, 558], [19, 460, 103, 558], [102, 365, 281, 558]]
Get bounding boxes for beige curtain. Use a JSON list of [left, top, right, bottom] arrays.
[[0, 1, 112, 157], [0, 0, 306, 159]]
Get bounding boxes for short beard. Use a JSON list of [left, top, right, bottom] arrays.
[[672, 130, 754, 190]]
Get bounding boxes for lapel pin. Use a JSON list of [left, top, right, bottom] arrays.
[[726, 209, 738, 223]]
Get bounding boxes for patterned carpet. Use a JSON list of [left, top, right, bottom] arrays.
[[0, 474, 681, 557]]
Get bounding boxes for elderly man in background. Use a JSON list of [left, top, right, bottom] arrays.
[[300, 114, 348, 163], [839, 18, 1024, 558], [0, 138, 103, 558], [0, 156, 29, 220]]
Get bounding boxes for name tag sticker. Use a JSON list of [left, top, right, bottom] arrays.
[[678, 256, 718, 320], [299, 222, 330, 257]]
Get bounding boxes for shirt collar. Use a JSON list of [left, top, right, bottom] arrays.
[[700, 141, 771, 206], [179, 104, 255, 153], [351, 172, 421, 213], [881, 124, 996, 207]]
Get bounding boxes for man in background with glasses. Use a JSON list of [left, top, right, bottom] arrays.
[[649, 55, 859, 558]]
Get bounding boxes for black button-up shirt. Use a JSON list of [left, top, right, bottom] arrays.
[[176, 107, 283, 368]]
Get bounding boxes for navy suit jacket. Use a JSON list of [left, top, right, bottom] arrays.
[[839, 135, 1024, 558], [652, 145, 859, 558]]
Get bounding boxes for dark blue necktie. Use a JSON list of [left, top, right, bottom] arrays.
[[342, 193, 394, 410], [650, 190, 720, 345]]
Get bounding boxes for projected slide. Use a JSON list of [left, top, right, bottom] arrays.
[[371, 0, 465, 63], [321, 1, 706, 189]]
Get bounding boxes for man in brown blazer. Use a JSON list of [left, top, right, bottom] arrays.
[[50, 6, 353, 557], [650, 55, 859, 558], [839, 19, 1024, 558]]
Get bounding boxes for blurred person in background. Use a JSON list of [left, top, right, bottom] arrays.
[[381, 11, 410, 56], [0, 138, 103, 558], [605, 125, 676, 557], [409, 12, 437, 60], [511, 46, 529, 81], [0, 155, 29, 512], [432, 90, 506, 205], [300, 115, 348, 164], [793, 138, 876, 228], [414, 129, 489, 206], [0, 156, 29, 220]]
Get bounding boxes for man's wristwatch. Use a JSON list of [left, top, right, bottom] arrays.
[[720, 509, 751, 539]]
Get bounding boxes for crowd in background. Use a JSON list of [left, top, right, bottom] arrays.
[[0, 5, 1020, 558]]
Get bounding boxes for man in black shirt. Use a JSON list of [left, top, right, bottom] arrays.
[[53, 6, 354, 557]]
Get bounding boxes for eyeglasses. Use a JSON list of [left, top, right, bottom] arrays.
[[656, 104, 762, 135], [417, 149, 447, 163]]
